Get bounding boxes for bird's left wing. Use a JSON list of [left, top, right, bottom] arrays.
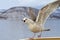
[[27, 7, 36, 21], [36, 1, 59, 24]]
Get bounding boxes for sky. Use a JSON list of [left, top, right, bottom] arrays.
[[0, 0, 57, 9]]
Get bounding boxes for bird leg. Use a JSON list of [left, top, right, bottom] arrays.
[[29, 33, 36, 40], [38, 31, 42, 38], [32, 33, 36, 38]]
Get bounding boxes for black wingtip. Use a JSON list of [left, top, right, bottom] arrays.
[[44, 29, 50, 31], [47, 29, 50, 31]]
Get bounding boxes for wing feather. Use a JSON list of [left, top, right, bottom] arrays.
[[28, 7, 36, 21], [36, 1, 59, 24]]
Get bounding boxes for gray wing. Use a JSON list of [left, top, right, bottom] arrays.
[[27, 7, 36, 21], [36, 1, 59, 24]]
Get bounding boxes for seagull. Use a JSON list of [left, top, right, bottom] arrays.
[[22, 0, 60, 38]]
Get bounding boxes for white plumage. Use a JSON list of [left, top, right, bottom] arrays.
[[22, 0, 60, 38]]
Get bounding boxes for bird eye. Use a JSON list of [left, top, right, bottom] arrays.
[[23, 19, 27, 22], [24, 20, 25, 22]]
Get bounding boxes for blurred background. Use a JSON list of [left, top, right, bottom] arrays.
[[0, 0, 60, 40]]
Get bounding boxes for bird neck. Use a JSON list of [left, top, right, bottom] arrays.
[[26, 19, 34, 26]]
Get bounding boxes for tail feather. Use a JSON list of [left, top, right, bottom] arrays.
[[44, 29, 50, 31]]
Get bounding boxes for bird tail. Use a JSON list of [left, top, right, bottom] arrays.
[[44, 29, 50, 31]]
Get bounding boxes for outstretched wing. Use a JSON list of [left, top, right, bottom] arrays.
[[36, 1, 59, 24], [27, 7, 36, 21]]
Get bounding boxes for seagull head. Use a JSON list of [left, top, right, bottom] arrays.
[[22, 17, 28, 23], [22, 17, 34, 25]]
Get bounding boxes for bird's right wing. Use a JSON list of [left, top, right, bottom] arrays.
[[36, 1, 59, 25]]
